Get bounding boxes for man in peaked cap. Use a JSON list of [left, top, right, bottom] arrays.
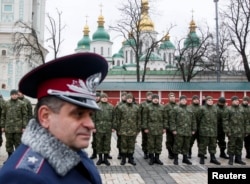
[[0, 53, 108, 183]]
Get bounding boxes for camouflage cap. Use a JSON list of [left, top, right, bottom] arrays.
[[100, 93, 108, 98], [121, 91, 127, 97], [126, 93, 133, 99], [10, 89, 18, 95], [218, 97, 226, 104], [179, 95, 187, 100], [152, 94, 159, 99], [192, 95, 199, 100], [231, 96, 239, 101], [243, 96, 250, 102], [146, 91, 153, 96], [206, 96, 213, 101]]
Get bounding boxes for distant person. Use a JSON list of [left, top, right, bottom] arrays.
[[18, 91, 33, 122]]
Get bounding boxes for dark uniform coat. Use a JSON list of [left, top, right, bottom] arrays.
[[0, 120, 102, 184]]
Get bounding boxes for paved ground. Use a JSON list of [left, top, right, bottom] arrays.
[[1, 133, 250, 184]]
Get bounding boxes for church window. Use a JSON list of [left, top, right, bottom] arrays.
[[2, 50, 7, 56], [4, 4, 12, 12]]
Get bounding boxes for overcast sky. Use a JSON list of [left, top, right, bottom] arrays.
[[44, 0, 228, 62]]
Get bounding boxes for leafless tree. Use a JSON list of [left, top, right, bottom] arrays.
[[109, 0, 165, 82], [46, 9, 66, 60], [13, 21, 46, 64], [221, 0, 250, 81]]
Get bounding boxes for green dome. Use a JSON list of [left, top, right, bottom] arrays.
[[112, 47, 124, 58], [123, 38, 136, 46], [140, 52, 162, 61], [160, 40, 175, 50], [184, 32, 200, 48], [92, 26, 110, 41], [76, 36, 91, 49]]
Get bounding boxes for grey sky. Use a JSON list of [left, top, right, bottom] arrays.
[[45, 0, 228, 61]]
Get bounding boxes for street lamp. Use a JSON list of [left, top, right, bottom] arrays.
[[214, 0, 220, 82]]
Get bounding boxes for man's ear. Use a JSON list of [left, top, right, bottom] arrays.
[[38, 105, 51, 128]]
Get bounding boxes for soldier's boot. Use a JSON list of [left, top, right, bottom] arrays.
[[103, 154, 111, 166], [128, 153, 136, 166], [246, 149, 250, 159], [198, 153, 207, 159], [228, 154, 234, 165], [107, 154, 112, 159], [188, 148, 192, 159], [120, 154, 126, 165], [149, 154, 154, 165], [154, 153, 163, 165], [96, 154, 103, 165], [167, 148, 174, 159], [182, 155, 192, 165], [220, 148, 229, 159], [173, 154, 178, 165], [117, 149, 121, 159], [199, 155, 205, 165], [143, 151, 149, 159], [90, 149, 97, 159], [235, 155, 246, 165], [210, 154, 221, 165]]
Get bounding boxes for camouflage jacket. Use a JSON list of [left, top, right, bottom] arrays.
[[199, 104, 218, 137], [188, 104, 201, 130], [93, 102, 114, 133], [1, 99, 28, 133], [170, 104, 196, 136], [139, 100, 152, 127], [20, 97, 33, 121], [223, 105, 248, 137], [115, 103, 141, 136], [241, 104, 250, 134], [163, 102, 177, 130], [142, 103, 166, 135]]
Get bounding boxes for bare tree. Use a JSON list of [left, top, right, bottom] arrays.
[[13, 21, 46, 64], [109, 0, 165, 82], [46, 9, 66, 59], [175, 27, 213, 82], [221, 0, 250, 81]]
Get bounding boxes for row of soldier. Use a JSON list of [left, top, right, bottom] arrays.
[[0, 90, 33, 163], [89, 91, 250, 166]]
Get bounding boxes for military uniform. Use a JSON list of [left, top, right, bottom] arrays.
[[170, 95, 196, 165], [139, 91, 152, 159], [241, 96, 250, 159], [164, 93, 177, 159], [0, 95, 5, 147], [142, 94, 166, 165], [198, 96, 221, 165], [18, 94, 33, 122], [224, 96, 248, 165], [1, 90, 28, 157], [93, 93, 114, 166], [115, 93, 140, 165]]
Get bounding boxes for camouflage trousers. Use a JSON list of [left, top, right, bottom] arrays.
[[198, 136, 217, 155], [5, 133, 22, 153], [217, 123, 227, 150], [95, 132, 112, 154], [141, 130, 148, 153], [91, 132, 97, 150], [166, 129, 174, 150], [120, 135, 136, 154], [190, 131, 199, 148], [147, 134, 163, 154], [227, 136, 244, 155], [173, 134, 191, 155]]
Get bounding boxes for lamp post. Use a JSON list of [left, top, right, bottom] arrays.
[[214, 0, 220, 82]]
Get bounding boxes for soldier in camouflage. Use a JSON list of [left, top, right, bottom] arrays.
[[114, 91, 127, 159], [139, 91, 153, 159], [0, 94, 5, 148], [241, 96, 250, 159], [90, 91, 101, 159], [164, 92, 177, 159], [223, 96, 248, 165], [170, 95, 196, 165], [115, 93, 140, 166], [18, 91, 33, 122], [198, 96, 221, 165], [188, 95, 201, 159], [216, 97, 229, 159], [93, 93, 115, 166], [1, 89, 28, 159], [142, 94, 166, 165]]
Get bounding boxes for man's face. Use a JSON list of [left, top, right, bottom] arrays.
[[206, 99, 213, 105], [180, 98, 187, 105], [11, 93, 18, 100], [152, 98, 159, 104], [147, 95, 152, 101], [169, 95, 175, 102], [17, 92, 24, 98], [126, 98, 133, 104], [242, 100, 248, 105], [96, 96, 100, 102], [101, 97, 108, 102], [192, 99, 199, 105], [232, 99, 239, 106], [41, 102, 95, 150]]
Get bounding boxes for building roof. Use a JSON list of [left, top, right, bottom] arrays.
[[98, 82, 250, 91]]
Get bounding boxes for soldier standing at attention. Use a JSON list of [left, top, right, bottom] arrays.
[[188, 95, 201, 159], [142, 94, 166, 165], [115, 93, 140, 166], [17, 91, 33, 122], [89, 91, 100, 159], [216, 97, 229, 159], [114, 91, 127, 159], [170, 95, 196, 165], [164, 92, 177, 160], [224, 96, 248, 165], [198, 96, 221, 165], [93, 93, 114, 166], [241, 96, 250, 159], [139, 91, 153, 159], [1, 89, 28, 160]]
